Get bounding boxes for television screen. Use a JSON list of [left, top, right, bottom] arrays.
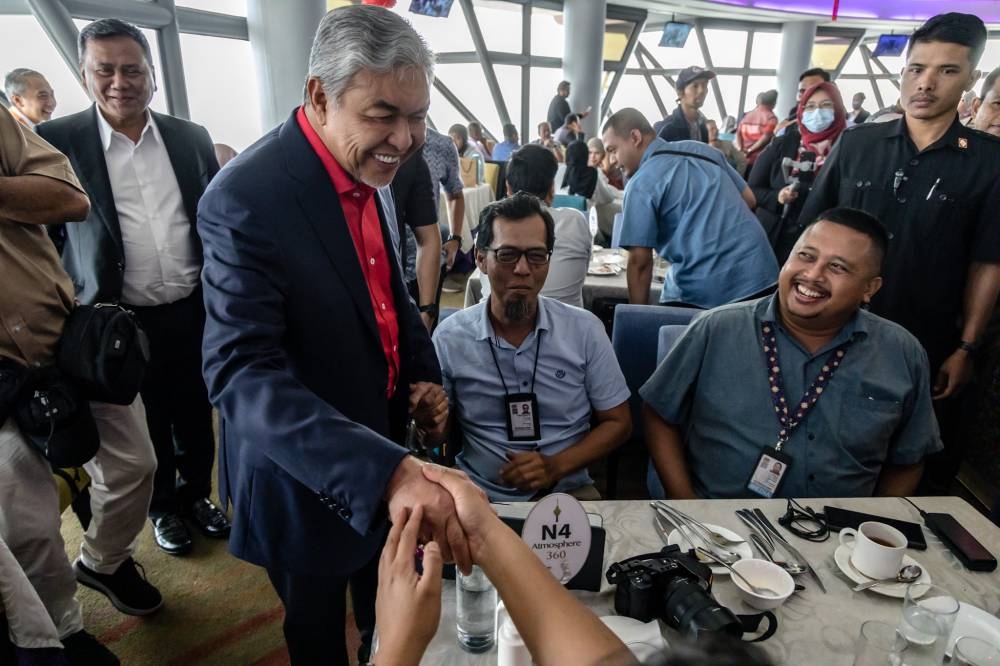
[[659, 22, 693, 48], [872, 34, 908, 58], [409, 0, 454, 18]]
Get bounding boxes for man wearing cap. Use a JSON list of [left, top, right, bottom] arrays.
[[656, 66, 715, 143], [799, 12, 1000, 493]]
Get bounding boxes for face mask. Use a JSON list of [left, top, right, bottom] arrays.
[[802, 108, 835, 133]]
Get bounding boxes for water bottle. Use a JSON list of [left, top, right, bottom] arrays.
[[456, 565, 497, 652], [498, 615, 532, 666]]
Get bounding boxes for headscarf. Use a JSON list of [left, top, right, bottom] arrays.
[[562, 140, 598, 199], [796, 82, 847, 165]]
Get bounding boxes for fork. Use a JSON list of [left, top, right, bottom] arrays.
[[653, 501, 747, 547], [654, 504, 741, 563], [750, 533, 807, 575]]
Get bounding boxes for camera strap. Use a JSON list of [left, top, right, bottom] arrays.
[[736, 610, 778, 642]]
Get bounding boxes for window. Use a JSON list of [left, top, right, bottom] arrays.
[[393, 2, 475, 53], [176, 0, 246, 16], [530, 7, 565, 59], [179, 33, 262, 151], [638, 27, 704, 70], [750, 32, 782, 69], [612, 75, 664, 124], [703, 29, 747, 68]]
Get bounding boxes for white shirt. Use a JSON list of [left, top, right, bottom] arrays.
[[98, 110, 199, 306], [481, 205, 592, 308]]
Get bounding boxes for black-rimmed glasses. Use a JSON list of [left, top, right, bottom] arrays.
[[485, 247, 552, 265]]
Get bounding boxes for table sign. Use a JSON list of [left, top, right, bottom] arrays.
[[521, 493, 592, 583]]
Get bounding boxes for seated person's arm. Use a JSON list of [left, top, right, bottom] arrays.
[[625, 246, 653, 305], [423, 466, 637, 666], [500, 402, 631, 493], [643, 402, 698, 499], [874, 461, 924, 497]]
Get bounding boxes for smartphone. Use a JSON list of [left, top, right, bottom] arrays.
[[823, 505, 927, 550], [925, 513, 997, 571]]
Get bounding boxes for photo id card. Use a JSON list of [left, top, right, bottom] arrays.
[[745, 446, 793, 498], [504, 392, 541, 441]]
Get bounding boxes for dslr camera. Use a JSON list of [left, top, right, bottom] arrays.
[[606, 545, 742, 638]]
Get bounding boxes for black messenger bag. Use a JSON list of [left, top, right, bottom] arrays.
[[57, 304, 150, 405]]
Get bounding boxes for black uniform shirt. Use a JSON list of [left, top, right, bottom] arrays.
[[800, 116, 1000, 370]]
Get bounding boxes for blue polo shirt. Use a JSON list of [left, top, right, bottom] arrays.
[[640, 295, 942, 499], [433, 297, 631, 501], [618, 137, 778, 307]]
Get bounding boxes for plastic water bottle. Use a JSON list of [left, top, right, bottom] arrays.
[[456, 565, 497, 652], [498, 615, 532, 666]]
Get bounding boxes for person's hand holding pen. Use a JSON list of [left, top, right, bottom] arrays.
[[499, 447, 560, 491]]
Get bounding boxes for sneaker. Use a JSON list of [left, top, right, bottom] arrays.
[[62, 630, 120, 665], [186, 497, 231, 538], [74, 557, 163, 616]]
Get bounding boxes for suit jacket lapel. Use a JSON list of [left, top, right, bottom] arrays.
[[154, 112, 201, 225], [75, 107, 123, 253]]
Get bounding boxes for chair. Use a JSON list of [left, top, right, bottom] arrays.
[[606, 305, 697, 498], [484, 160, 507, 200], [552, 194, 587, 211], [647, 324, 689, 499]]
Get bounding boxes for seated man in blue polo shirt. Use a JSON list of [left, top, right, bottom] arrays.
[[432, 193, 632, 501], [642, 208, 942, 499], [602, 107, 778, 308]]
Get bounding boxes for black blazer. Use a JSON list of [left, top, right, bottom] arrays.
[[38, 105, 220, 304], [747, 126, 804, 243], [198, 110, 441, 575], [657, 106, 709, 143]]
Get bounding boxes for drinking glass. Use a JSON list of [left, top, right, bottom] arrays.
[[853, 620, 908, 666], [953, 636, 1000, 665], [456, 565, 497, 652], [897, 583, 959, 665]]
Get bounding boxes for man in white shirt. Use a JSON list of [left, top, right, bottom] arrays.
[[3, 68, 57, 131], [480, 144, 592, 308], [38, 19, 228, 560]]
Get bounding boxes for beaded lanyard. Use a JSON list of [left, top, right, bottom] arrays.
[[760, 321, 854, 451]]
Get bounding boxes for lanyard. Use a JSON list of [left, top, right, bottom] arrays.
[[760, 321, 853, 451], [488, 330, 543, 396]]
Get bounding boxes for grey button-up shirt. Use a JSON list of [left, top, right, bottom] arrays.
[[641, 295, 942, 499]]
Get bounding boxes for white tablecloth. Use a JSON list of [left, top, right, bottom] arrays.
[[438, 182, 494, 249]]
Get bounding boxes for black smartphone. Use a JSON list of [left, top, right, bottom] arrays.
[[925, 513, 998, 572], [823, 505, 927, 550]]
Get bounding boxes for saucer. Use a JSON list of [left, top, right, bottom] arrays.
[[946, 602, 1000, 657], [667, 523, 754, 576], [833, 544, 930, 598]]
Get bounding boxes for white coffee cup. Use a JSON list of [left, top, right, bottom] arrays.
[[839, 521, 907, 579]]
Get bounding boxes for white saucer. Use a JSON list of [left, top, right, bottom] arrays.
[[667, 523, 754, 575], [946, 602, 1000, 657], [833, 544, 930, 598]]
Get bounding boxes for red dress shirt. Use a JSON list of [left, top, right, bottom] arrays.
[[296, 106, 400, 396]]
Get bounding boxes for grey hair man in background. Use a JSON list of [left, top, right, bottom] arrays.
[[3, 68, 56, 130], [196, 6, 467, 664]]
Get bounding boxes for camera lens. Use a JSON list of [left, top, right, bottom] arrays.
[[662, 579, 742, 639]]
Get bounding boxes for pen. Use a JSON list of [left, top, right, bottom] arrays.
[[926, 177, 940, 201]]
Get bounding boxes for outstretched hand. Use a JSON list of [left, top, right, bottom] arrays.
[[375, 505, 443, 666], [420, 464, 495, 564]]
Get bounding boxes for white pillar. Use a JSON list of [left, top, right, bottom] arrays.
[[247, 0, 325, 132], [563, 0, 606, 140], [776, 21, 817, 117]]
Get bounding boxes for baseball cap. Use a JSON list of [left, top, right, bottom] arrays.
[[676, 66, 716, 91]]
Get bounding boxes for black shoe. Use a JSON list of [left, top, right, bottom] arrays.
[[74, 557, 163, 616], [152, 514, 193, 555], [62, 630, 119, 665], [187, 497, 231, 538]]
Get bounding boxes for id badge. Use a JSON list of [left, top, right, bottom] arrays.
[[745, 446, 793, 498], [504, 392, 541, 441]]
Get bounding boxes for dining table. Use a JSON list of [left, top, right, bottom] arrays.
[[418, 496, 1000, 665]]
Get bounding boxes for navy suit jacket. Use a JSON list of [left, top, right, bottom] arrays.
[[197, 110, 441, 576]]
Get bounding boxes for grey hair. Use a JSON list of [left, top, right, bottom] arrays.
[[306, 5, 434, 103], [4, 68, 44, 99]]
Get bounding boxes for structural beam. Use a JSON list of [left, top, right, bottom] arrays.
[[520, 1, 530, 143], [634, 49, 667, 119], [62, 0, 173, 26], [25, 0, 82, 88], [152, 0, 190, 119], [176, 7, 248, 40], [862, 44, 902, 90], [600, 12, 646, 122], [737, 30, 754, 118], [694, 19, 726, 120], [458, 0, 509, 133], [564, 0, 606, 138]]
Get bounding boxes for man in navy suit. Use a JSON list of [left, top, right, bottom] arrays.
[[39, 18, 231, 559], [197, 6, 470, 664]]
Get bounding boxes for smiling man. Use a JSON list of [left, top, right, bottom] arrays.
[[3, 68, 56, 130], [798, 13, 1000, 494], [197, 7, 463, 664], [971, 66, 1000, 136], [642, 209, 941, 500]]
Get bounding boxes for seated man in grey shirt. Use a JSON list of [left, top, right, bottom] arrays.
[[642, 208, 942, 500], [432, 193, 631, 501]]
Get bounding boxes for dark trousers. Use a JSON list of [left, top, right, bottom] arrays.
[[266, 552, 379, 666], [127, 288, 215, 517]]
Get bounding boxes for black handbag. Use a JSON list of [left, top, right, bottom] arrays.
[[0, 357, 27, 428], [57, 304, 149, 405], [14, 365, 100, 467]]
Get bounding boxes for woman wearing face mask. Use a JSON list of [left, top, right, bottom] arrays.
[[748, 81, 847, 263]]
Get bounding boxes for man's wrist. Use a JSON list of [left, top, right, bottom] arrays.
[[418, 303, 439, 316], [444, 234, 462, 249], [957, 339, 980, 355]]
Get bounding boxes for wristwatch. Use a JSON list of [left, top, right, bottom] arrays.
[[958, 339, 980, 355], [419, 303, 439, 316], [444, 234, 462, 250]]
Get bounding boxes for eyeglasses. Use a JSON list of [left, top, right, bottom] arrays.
[[485, 246, 552, 265], [802, 101, 836, 111]]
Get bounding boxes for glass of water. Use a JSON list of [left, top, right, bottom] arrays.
[[456, 565, 497, 653], [953, 636, 1000, 665], [853, 620, 908, 666], [898, 583, 959, 665]]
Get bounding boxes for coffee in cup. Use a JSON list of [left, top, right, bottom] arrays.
[[839, 521, 907, 580]]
